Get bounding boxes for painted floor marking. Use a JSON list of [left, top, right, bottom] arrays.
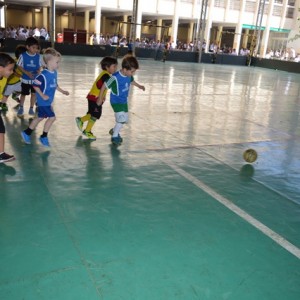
[[167, 162, 300, 260]]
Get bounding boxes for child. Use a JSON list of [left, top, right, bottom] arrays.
[[75, 56, 118, 140], [0, 53, 15, 163], [21, 48, 69, 147], [17, 36, 43, 117], [0, 44, 27, 112], [99, 55, 145, 146]]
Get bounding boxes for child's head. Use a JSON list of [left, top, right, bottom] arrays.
[[121, 55, 139, 76], [42, 48, 61, 70], [0, 53, 15, 78], [100, 56, 118, 74], [15, 44, 27, 59], [25, 36, 39, 55]]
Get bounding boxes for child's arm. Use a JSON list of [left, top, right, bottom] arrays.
[[33, 86, 49, 100], [132, 80, 145, 91], [57, 85, 69, 96], [97, 83, 108, 106], [17, 65, 35, 79]]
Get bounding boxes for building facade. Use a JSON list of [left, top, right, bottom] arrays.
[[2, 0, 300, 56]]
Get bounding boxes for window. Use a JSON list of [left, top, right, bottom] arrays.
[[272, 5, 282, 16], [214, 0, 226, 8], [229, 0, 240, 10], [245, 0, 256, 12], [286, 7, 294, 18]]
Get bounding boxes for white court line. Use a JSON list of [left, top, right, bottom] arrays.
[[167, 162, 300, 260]]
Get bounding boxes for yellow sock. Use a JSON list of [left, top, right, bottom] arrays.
[[81, 114, 91, 122], [85, 118, 96, 132]]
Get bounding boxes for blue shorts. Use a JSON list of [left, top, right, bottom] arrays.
[[38, 106, 55, 118]]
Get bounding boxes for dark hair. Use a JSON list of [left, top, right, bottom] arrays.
[[100, 56, 118, 70], [121, 56, 139, 70], [25, 36, 39, 47], [15, 44, 27, 59], [0, 52, 15, 67]]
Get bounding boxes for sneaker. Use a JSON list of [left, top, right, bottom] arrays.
[[39, 136, 50, 147], [1, 103, 8, 112], [28, 107, 35, 115], [12, 93, 20, 102], [82, 130, 96, 140], [17, 106, 24, 116], [75, 117, 83, 132], [109, 129, 123, 143], [21, 131, 31, 144], [111, 136, 122, 146], [0, 152, 15, 163]]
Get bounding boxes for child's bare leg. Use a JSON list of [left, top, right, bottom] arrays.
[[0, 133, 4, 153]]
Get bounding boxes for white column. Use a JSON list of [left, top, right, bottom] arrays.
[[122, 15, 128, 37], [187, 22, 194, 44], [204, 0, 214, 52], [156, 18, 162, 41], [260, 0, 274, 57], [216, 26, 223, 47], [42, 7, 48, 28], [135, 3, 142, 40], [280, 0, 288, 29], [84, 10, 89, 44], [233, 0, 246, 53], [95, 0, 101, 41], [171, 0, 180, 46]]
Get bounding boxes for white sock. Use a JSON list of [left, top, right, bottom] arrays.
[[112, 123, 123, 137]]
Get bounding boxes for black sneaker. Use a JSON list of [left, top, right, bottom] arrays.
[[0, 152, 15, 163]]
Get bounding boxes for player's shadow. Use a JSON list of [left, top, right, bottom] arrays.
[[0, 163, 16, 178]]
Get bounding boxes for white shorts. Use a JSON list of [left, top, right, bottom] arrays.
[[4, 82, 22, 96], [115, 111, 128, 123]]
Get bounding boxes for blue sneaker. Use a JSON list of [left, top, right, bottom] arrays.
[[28, 107, 35, 115], [111, 136, 122, 146], [21, 131, 31, 144], [39, 136, 50, 147], [17, 106, 24, 116]]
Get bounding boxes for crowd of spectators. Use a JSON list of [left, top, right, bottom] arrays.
[[0, 26, 50, 41], [1, 26, 298, 62]]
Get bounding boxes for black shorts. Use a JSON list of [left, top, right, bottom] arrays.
[[87, 100, 102, 120], [21, 83, 36, 96], [0, 114, 5, 134]]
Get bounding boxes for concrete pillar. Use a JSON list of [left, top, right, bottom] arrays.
[[42, 7, 48, 28], [135, 3, 142, 40], [260, 0, 274, 57], [84, 10, 89, 44], [122, 15, 128, 37], [171, 0, 180, 46], [242, 29, 249, 49], [204, 0, 215, 52], [95, 0, 101, 41], [232, 0, 246, 53], [156, 18, 162, 42], [216, 26, 223, 47], [187, 22, 194, 44]]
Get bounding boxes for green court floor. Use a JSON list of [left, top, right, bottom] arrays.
[[0, 56, 300, 299]]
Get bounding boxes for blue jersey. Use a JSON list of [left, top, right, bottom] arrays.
[[105, 71, 134, 105], [33, 69, 57, 106], [18, 52, 42, 83]]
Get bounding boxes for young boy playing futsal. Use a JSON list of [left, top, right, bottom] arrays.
[[21, 48, 69, 147], [17, 36, 43, 117], [0, 44, 27, 112], [99, 55, 145, 146], [0, 53, 15, 163], [75, 56, 118, 140]]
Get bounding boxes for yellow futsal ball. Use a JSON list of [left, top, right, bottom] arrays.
[[243, 149, 258, 163]]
